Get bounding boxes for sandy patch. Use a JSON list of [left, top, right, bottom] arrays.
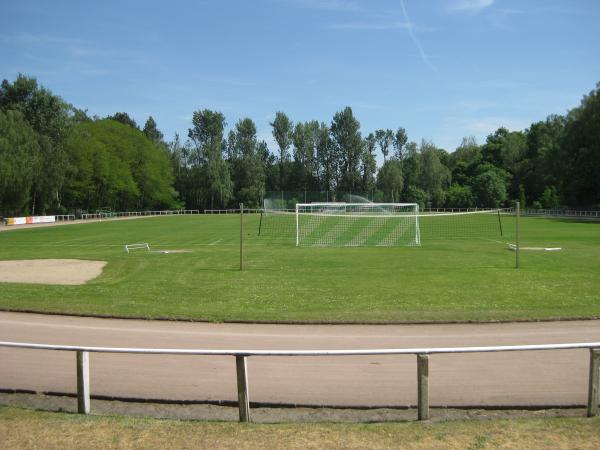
[[0, 259, 106, 285]]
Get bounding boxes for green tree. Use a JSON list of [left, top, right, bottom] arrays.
[[393, 127, 408, 160], [417, 141, 450, 207], [0, 110, 40, 215], [450, 137, 481, 185], [361, 133, 377, 193], [143, 116, 164, 144], [374, 129, 394, 162], [330, 107, 363, 192], [521, 116, 565, 202], [472, 170, 507, 207], [107, 112, 138, 129], [377, 159, 403, 202], [227, 118, 265, 207], [445, 184, 475, 208], [63, 120, 176, 211], [316, 122, 336, 192], [187, 109, 232, 209], [404, 185, 428, 209], [0, 74, 72, 214], [481, 127, 527, 199], [540, 186, 560, 209], [270, 111, 293, 189], [562, 82, 600, 207]]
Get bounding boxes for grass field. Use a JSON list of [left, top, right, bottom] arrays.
[[1, 406, 599, 449], [0, 214, 599, 322]]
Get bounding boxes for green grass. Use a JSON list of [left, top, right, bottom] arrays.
[[1, 406, 599, 449], [0, 214, 599, 322]]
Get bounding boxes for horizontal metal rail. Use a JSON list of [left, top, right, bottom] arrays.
[[523, 209, 600, 218], [2, 341, 599, 356], [54, 214, 76, 221], [204, 209, 262, 214], [80, 210, 200, 220], [1, 341, 599, 422]]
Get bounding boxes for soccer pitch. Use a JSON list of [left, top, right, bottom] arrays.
[[0, 214, 599, 322]]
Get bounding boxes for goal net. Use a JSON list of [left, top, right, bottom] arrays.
[[259, 202, 510, 247], [296, 203, 420, 247]]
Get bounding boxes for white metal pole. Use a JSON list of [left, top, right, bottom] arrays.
[[236, 355, 251, 422], [76, 351, 90, 414], [588, 349, 600, 417]]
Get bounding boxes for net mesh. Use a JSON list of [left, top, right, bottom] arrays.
[[297, 203, 420, 247], [417, 209, 509, 241], [258, 204, 511, 247]]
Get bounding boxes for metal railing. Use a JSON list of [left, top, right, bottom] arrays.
[[80, 210, 200, 220], [523, 209, 600, 218], [204, 209, 262, 214], [0, 341, 598, 422], [54, 214, 76, 221]]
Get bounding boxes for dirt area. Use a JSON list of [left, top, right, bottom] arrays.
[[0, 392, 587, 423], [0, 259, 106, 285]]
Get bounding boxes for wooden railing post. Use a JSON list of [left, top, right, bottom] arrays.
[[76, 351, 90, 414], [417, 354, 429, 420], [588, 348, 600, 417], [236, 355, 251, 422]]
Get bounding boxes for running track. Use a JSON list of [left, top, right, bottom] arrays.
[[1, 311, 599, 407]]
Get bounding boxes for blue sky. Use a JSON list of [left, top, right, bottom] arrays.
[[1, 0, 599, 155]]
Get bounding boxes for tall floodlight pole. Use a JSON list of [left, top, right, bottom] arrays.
[[240, 203, 244, 271], [515, 201, 520, 269]]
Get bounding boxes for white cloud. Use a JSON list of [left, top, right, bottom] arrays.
[[447, 0, 494, 13]]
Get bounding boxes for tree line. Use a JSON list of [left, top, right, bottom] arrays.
[[1, 74, 599, 216]]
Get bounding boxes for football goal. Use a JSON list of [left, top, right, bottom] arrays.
[[292, 203, 510, 247], [295, 203, 420, 247]]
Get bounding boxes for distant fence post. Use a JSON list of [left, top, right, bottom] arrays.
[[76, 351, 90, 414], [417, 354, 430, 420], [236, 355, 251, 422], [588, 348, 600, 417]]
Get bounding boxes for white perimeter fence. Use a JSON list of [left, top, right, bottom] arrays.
[[80, 210, 200, 220], [204, 209, 262, 214], [0, 341, 598, 422]]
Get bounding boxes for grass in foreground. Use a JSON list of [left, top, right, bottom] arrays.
[[1, 406, 599, 450], [0, 215, 599, 322]]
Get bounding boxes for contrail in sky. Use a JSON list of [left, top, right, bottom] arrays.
[[399, 0, 438, 73]]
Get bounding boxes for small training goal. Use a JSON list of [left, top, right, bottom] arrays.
[[124, 243, 150, 253]]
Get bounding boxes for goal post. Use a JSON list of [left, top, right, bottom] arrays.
[[295, 203, 421, 247]]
